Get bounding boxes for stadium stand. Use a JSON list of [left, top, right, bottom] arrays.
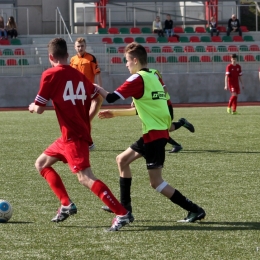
[[141, 27, 152, 34], [124, 37, 134, 43], [102, 37, 113, 44], [167, 56, 178, 63], [184, 27, 195, 33], [190, 36, 200, 42], [162, 46, 173, 53], [184, 46, 195, 52], [98, 28, 108, 34], [156, 56, 167, 63], [108, 27, 119, 34], [130, 27, 141, 34], [111, 56, 122, 63], [233, 36, 244, 42], [174, 27, 184, 33], [146, 36, 157, 43], [168, 36, 179, 43], [195, 27, 206, 33], [119, 27, 130, 34]]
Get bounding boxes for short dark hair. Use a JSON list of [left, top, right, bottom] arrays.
[[231, 53, 237, 59], [48, 38, 68, 59], [124, 42, 147, 66]]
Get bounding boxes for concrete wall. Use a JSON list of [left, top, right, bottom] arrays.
[[0, 72, 259, 107], [16, 0, 69, 35]]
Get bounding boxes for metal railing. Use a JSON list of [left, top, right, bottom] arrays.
[[56, 7, 73, 43], [73, 2, 260, 32]]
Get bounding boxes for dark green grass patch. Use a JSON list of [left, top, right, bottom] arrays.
[[0, 106, 259, 259]]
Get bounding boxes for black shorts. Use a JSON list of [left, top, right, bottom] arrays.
[[168, 104, 174, 120], [130, 137, 167, 169]]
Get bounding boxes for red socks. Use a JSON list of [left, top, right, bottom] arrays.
[[228, 96, 237, 112], [40, 167, 71, 206], [232, 96, 237, 112], [91, 180, 128, 216]]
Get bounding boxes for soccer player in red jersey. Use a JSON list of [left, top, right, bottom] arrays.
[[225, 53, 244, 115], [28, 38, 133, 231]]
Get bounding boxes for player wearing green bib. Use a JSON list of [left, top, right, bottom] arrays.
[[96, 42, 206, 223]]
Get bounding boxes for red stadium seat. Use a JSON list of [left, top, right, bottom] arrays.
[[111, 57, 122, 63], [244, 54, 255, 61], [168, 36, 179, 43], [233, 36, 244, 42], [14, 48, 25, 55], [240, 26, 249, 32], [178, 56, 188, 62], [0, 39, 10, 45], [173, 27, 184, 33], [146, 36, 157, 43], [195, 27, 206, 33], [200, 55, 211, 62], [206, 46, 217, 52], [108, 27, 119, 34], [211, 36, 222, 42], [144, 46, 151, 53], [249, 45, 260, 51], [124, 37, 134, 44], [118, 46, 125, 53], [228, 45, 239, 52], [130, 27, 141, 34], [184, 46, 195, 52], [102, 37, 113, 44], [162, 46, 173, 53], [223, 55, 231, 62], [189, 36, 200, 42], [217, 26, 227, 32], [156, 56, 167, 63], [6, 58, 17, 65]]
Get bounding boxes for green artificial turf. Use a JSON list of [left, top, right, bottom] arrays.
[[0, 106, 259, 260]]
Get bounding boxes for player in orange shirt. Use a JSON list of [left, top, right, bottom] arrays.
[[70, 37, 103, 150], [225, 53, 244, 115]]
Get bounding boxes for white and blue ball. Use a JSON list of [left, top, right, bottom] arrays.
[[0, 199, 13, 223]]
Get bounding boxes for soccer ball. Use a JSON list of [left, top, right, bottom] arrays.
[[0, 199, 13, 223]]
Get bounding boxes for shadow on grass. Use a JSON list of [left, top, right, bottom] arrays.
[[56, 221, 260, 231], [141, 221, 260, 231], [172, 150, 260, 154]]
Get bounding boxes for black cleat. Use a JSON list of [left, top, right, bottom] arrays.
[[169, 145, 183, 153], [177, 207, 206, 223], [179, 118, 195, 133]]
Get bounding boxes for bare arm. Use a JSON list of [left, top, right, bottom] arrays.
[[95, 73, 102, 87], [224, 75, 228, 90], [98, 107, 136, 119], [239, 76, 244, 89], [28, 102, 45, 114], [89, 94, 103, 122]]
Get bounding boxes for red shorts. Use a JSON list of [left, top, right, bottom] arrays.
[[229, 85, 240, 94], [44, 137, 90, 173]]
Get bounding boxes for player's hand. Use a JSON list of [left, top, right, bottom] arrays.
[[98, 110, 114, 119], [28, 102, 35, 113], [241, 84, 244, 89], [131, 101, 135, 107], [224, 86, 228, 90]]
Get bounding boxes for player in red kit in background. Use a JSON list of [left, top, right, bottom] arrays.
[[28, 38, 133, 231], [225, 53, 244, 115]]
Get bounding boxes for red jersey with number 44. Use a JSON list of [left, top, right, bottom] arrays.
[[225, 64, 242, 89], [34, 64, 98, 142]]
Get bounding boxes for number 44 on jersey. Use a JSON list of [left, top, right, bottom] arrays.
[[63, 81, 87, 105]]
